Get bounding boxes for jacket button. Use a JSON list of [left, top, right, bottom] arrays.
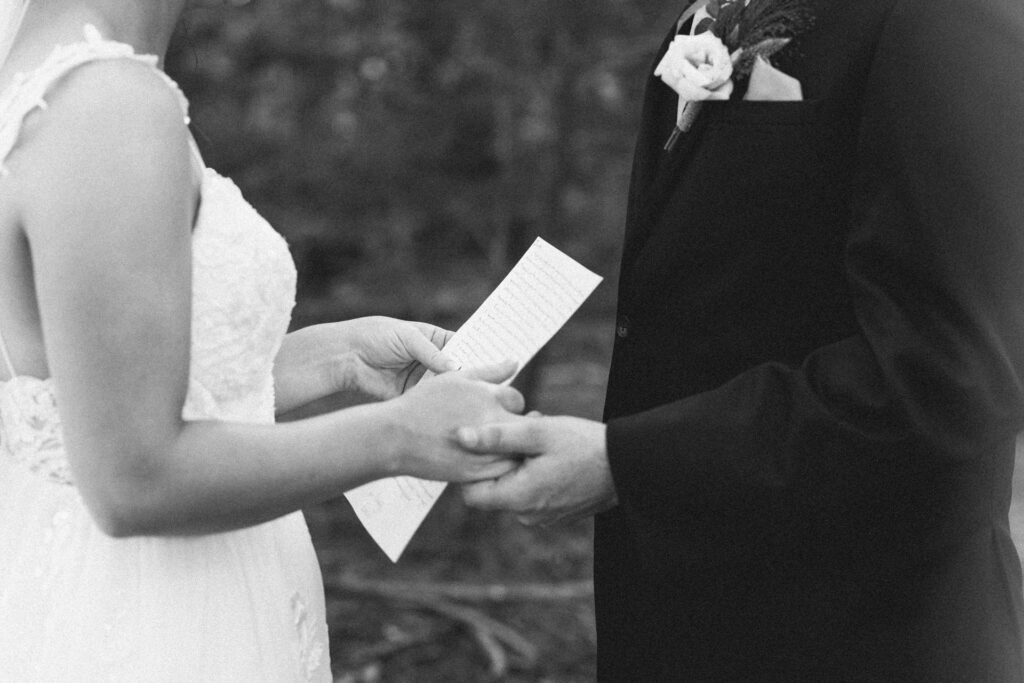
[[616, 316, 630, 339]]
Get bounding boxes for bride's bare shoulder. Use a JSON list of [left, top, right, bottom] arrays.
[[17, 57, 189, 160], [8, 57, 195, 226]]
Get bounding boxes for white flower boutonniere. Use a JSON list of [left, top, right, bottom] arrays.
[[656, 31, 735, 104], [656, 0, 813, 151], [655, 32, 735, 149]]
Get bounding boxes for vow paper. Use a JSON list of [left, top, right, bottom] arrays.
[[344, 238, 603, 561]]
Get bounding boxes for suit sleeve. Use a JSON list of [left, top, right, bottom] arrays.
[[605, 0, 1024, 517]]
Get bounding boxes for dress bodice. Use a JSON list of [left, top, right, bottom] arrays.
[[0, 26, 297, 486]]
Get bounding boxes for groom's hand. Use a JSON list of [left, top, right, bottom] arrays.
[[458, 416, 617, 526]]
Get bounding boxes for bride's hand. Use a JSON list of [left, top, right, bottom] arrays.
[[385, 361, 526, 483], [273, 317, 457, 413]]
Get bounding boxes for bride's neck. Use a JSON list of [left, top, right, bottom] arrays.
[[9, 0, 186, 69]]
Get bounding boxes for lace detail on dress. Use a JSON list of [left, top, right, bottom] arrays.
[[291, 592, 328, 681], [0, 377, 70, 485], [0, 24, 189, 174], [182, 169, 296, 423]]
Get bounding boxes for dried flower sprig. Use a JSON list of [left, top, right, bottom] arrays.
[[701, 0, 814, 79]]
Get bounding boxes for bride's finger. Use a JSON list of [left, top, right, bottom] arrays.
[[493, 385, 525, 414], [461, 456, 519, 482], [400, 325, 460, 374], [456, 417, 541, 454], [401, 362, 428, 393], [459, 360, 518, 384], [410, 322, 456, 351]]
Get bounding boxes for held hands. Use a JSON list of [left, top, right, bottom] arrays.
[[459, 416, 617, 526], [275, 318, 527, 484], [274, 317, 457, 413], [387, 362, 527, 484]]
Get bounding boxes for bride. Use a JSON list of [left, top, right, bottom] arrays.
[[0, 0, 525, 680]]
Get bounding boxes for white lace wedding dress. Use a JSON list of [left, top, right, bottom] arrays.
[[0, 26, 331, 682]]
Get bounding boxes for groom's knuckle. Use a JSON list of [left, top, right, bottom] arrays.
[[476, 426, 499, 449], [525, 422, 545, 445], [492, 427, 511, 450]]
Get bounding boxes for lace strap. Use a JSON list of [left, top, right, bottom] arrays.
[[0, 24, 191, 175], [0, 324, 17, 379]]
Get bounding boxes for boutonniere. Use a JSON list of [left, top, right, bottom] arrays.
[[656, 0, 813, 151]]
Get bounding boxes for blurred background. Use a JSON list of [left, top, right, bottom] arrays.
[[166, 2, 1024, 681], [167, 1, 681, 681]]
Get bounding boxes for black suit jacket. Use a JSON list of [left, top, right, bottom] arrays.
[[598, 0, 1024, 680]]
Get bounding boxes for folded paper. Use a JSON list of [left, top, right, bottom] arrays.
[[344, 238, 603, 561]]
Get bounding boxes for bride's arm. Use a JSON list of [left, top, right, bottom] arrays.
[[12, 61, 521, 538]]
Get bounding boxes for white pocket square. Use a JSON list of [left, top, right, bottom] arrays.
[[744, 56, 803, 101]]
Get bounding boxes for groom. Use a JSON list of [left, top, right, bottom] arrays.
[[460, 0, 1024, 680]]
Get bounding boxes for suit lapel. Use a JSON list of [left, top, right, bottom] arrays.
[[622, 2, 706, 270]]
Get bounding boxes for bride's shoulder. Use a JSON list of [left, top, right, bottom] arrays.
[[18, 57, 189, 157], [8, 57, 194, 214], [1, 56, 198, 248], [50, 57, 182, 111]]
